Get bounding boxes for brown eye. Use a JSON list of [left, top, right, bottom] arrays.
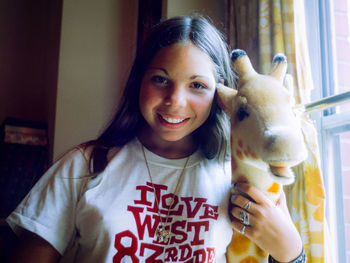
[[151, 75, 168, 85], [237, 106, 249, 121], [191, 82, 207, 90]]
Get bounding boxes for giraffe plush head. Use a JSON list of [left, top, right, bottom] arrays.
[[218, 49, 307, 262], [218, 49, 307, 192]]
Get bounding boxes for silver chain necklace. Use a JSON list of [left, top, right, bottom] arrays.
[[141, 145, 190, 244]]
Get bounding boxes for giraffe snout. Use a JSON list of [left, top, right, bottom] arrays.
[[263, 126, 307, 164]]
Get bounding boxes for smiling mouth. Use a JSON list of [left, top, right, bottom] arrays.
[[161, 115, 187, 124], [158, 114, 189, 128]]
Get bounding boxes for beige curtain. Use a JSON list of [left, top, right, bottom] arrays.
[[227, 0, 260, 68], [227, 0, 326, 261]]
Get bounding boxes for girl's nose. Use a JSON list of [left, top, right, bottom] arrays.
[[165, 86, 187, 107]]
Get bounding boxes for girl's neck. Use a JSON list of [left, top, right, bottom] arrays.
[[137, 128, 197, 159]]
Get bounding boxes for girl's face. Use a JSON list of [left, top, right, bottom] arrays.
[[139, 42, 217, 152]]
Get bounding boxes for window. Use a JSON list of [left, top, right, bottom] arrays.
[[305, 0, 350, 262]]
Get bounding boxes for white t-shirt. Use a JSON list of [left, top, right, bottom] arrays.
[[7, 139, 232, 262]]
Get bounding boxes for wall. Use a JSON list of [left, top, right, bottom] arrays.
[[0, 0, 60, 126], [53, 0, 138, 160]]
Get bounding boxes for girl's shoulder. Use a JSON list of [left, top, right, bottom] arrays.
[[46, 143, 105, 180], [53, 145, 92, 168]]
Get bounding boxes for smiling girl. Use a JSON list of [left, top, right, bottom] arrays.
[[6, 15, 304, 263]]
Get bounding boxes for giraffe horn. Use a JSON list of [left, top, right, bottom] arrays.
[[270, 53, 287, 82], [231, 49, 257, 83]]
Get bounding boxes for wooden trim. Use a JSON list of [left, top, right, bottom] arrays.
[[137, 0, 163, 49]]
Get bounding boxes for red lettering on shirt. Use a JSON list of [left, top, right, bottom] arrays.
[[164, 246, 178, 261], [187, 221, 210, 246], [162, 193, 184, 216], [113, 230, 139, 263], [115, 182, 220, 262], [206, 247, 216, 263], [181, 197, 207, 218], [146, 182, 168, 214], [193, 248, 206, 263], [200, 204, 219, 220], [139, 243, 163, 263], [134, 184, 154, 207], [169, 220, 187, 244], [179, 243, 192, 261], [127, 205, 159, 241]]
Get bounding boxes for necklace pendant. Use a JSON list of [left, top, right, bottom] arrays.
[[156, 225, 171, 243]]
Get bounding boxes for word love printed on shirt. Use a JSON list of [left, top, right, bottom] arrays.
[[113, 181, 219, 263]]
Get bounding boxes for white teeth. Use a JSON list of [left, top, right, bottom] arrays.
[[161, 115, 186, 124]]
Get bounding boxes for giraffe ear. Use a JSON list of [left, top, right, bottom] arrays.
[[216, 83, 238, 114], [269, 53, 287, 83], [231, 49, 257, 84]]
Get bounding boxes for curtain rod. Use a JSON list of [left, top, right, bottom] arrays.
[[301, 90, 350, 113]]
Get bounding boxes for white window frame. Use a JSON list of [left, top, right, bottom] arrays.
[[305, 0, 350, 262]]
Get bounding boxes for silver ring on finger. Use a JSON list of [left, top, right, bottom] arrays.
[[239, 225, 246, 235], [239, 210, 250, 225], [243, 200, 251, 211]]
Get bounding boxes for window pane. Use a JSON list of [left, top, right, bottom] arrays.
[[340, 131, 350, 262], [334, 0, 350, 113]]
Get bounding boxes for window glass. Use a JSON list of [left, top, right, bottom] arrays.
[[340, 131, 350, 262], [333, 0, 350, 113]]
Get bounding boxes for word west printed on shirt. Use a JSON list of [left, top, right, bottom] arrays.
[[113, 182, 219, 263]]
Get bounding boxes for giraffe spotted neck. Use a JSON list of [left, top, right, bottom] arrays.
[[217, 49, 307, 263], [227, 138, 280, 263]]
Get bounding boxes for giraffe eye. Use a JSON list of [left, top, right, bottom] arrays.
[[237, 106, 249, 121]]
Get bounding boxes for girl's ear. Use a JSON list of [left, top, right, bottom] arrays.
[[216, 83, 237, 114]]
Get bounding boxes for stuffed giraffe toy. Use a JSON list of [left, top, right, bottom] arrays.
[[217, 49, 307, 263]]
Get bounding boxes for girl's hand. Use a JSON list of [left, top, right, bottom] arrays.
[[230, 182, 303, 262]]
